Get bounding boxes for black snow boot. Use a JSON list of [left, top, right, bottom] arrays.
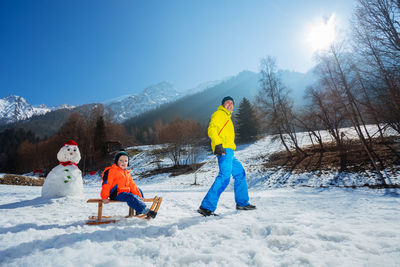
[[236, 204, 256, 210], [146, 210, 157, 219], [197, 207, 218, 216]]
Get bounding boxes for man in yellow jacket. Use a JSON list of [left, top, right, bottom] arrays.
[[198, 96, 256, 216]]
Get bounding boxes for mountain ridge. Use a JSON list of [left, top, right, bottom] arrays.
[[1, 69, 316, 137]]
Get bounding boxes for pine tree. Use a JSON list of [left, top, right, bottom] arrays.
[[235, 98, 259, 143], [94, 116, 107, 157]]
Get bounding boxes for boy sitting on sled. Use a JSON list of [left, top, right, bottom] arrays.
[[101, 150, 157, 219]]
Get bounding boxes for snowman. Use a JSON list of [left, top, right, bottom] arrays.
[[41, 140, 84, 198]]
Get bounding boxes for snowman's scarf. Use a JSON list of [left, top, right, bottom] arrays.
[[59, 161, 78, 167]]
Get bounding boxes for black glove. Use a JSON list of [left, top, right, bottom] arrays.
[[214, 144, 225, 156]]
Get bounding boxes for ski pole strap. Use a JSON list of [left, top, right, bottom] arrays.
[[218, 120, 230, 136]]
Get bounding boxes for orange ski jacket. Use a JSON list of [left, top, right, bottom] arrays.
[[100, 164, 142, 200]]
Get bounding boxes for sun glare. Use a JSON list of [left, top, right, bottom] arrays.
[[306, 14, 337, 52]]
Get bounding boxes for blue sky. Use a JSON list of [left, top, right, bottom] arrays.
[[0, 0, 356, 106]]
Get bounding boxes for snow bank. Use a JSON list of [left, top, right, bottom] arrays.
[[0, 183, 399, 266], [1, 125, 399, 266]]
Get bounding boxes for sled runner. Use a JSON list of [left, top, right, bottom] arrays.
[[86, 196, 162, 225]]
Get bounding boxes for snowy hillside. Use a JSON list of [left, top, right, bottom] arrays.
[[0, 95, 74, 125], [105, 82, 182, 122], [129, 127, 400, 190], [0, 127, 399, 266]]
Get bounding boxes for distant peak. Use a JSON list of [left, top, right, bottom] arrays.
[[5, 94, 26, 101], [0, 94, 69, 125], [35, 104, 48, 108], [55, 104, 75, 110], [147, 81, 173, 87], [156, 81, 173, 86], [142, 82, 178, 96], [238, 70, 256, 75], [103, 81, 182, 122]]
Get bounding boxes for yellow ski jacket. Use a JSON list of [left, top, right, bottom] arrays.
[[208, 105, 236, 153]]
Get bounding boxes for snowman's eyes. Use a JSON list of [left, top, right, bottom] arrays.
[[67, 148, 70, 151], [74, 148, 77, 151]]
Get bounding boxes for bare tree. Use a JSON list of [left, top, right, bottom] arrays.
[[159, 118, 204, 167], [353, 0, 400, 133], [295, 107, 324, 151], [257, 56, 305, 156], [314, 43, 388, 184], [305, 83, 349, 171]]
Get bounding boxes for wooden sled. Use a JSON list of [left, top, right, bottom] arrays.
[[86, 196, 163, 225]]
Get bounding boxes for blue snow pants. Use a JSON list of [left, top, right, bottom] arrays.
[[200, 148, 249, 212], [114, 188, 146, 214]]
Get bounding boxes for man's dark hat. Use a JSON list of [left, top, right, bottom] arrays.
[[221, 96, 234, 105]]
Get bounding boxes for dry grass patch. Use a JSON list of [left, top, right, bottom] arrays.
[[139, 163, 205, 178], [263, 136, 400, 174], [0, 174, 44, 186]]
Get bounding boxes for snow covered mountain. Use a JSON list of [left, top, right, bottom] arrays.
[[0, 95, 42, 124], [105, 82, 183, 122], [0, 95, 74, 125], [1, 69, 316, 126]]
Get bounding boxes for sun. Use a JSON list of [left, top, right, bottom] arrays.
[[306, 14, 337, 52]]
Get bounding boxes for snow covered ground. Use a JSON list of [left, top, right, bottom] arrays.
[[1, 127, 400, 266], [1, 182, 399, 266]]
